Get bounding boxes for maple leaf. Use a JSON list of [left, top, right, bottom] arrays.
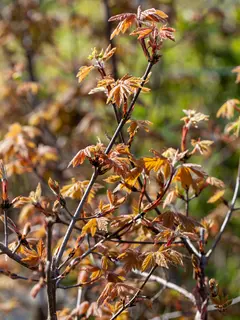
[[225, 116, 240, 137], [109, 7, 169, 41], [162, 148, 188, 164], [142, 246, 183, 271], [206, 176, 225, 189], [95, 193, 126, 217], [217, 99, 240, 119], [81, 217, 109, 237], [127, 119, 152, 145], [48, 177, 60, 196], [141, 252, 155, 271], [142, 154, 169, 175], [102, 45, 117, 62], [140, 8, 168, 22], [21, 239, 46, 267], [130, 27, 154, 40], [155, 246, 183, 268], [0, 122, 58, 176], [97, 217, 109, 232], [61, 178, 102, 203], [68, 143, 104, 167], [100, 74, 150, 107], [90, 267, 103, 281], [181, 109, 209, 128], [97, 282, 115, 306], [109, 13, 136, 39], [15, 183, 42, 207], [154, 211, 175, 229], [105, 147, 131, 175], [81, 218, 97, 237], [104, 175, 121, 184], [159, 26, 176, 41], [110, 214, 133, 230], [68, 143, 130, 175], [113, 166, 142, 194], [76, 66, 94, 83], [153, 212, 202, 234], [191, 139, 214, 155], [117, 249, 143, 272], [97, 282, 136, 306], [173, 164, 207, 190], [209, 279, 232, 312]]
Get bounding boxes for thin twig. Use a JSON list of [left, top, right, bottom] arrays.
[[0, 242, 37, 270], [196, 228, 208, 319], [133, 270, 196, 305], [182, 237, 201, 258], [55, 168, 98, 265], [108, 239, 184, 245], [206, 158, 240, 259], [207, 295, 240, 311], [110, 265, 157, 320], [3, 209, 8, 248], [185, 189, 189, 217], [0, 268, 39, 282], [151, 295, 240, 319]]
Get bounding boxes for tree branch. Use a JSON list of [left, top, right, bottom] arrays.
[[46, 221, 57, 320], [55, 61, 154, 266], [133, 270, 196, 305], [0, 242, 36, 270], [3, 209, 8, 247], [0, 268, 39, 282]]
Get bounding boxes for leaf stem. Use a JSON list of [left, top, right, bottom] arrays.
[[3, 209, 8, 248]]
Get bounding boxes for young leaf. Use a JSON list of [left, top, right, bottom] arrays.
[[217, 99, 240, 119], [141, 252, 155, 271], [81, 219, 97, 237], [77, 66, 94, 83], [207, 190, 225, 203]]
